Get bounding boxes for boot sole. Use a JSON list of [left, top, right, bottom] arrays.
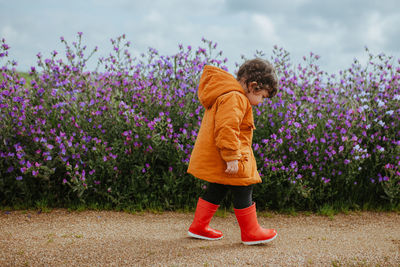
[[188, 231, 223, 240], [242, 233, 278, 245]]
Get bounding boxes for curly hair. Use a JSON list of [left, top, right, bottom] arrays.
[[236, 58, 278, 98]]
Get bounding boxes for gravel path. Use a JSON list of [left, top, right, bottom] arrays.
[[1, 209, 399, 266]]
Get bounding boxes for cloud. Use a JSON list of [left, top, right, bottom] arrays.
[[366, 12, 386, 46], [363, 11, 400, 52], [382, 15, 400, 51], [1, 0, 399, 74], [251, 14, 280, 43], [224, 0, 400, 71], [0, 25, 28, 45], [225, 0, 311, 15]]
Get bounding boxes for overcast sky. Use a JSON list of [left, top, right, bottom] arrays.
[[1, 0, 399, 75]]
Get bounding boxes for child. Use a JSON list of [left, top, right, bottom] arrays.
[[187, 58, 279, 245]]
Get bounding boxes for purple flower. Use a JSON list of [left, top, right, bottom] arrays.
[[253, 143, 260, 151], [322, 177, 330, 183], [290, 161, 297, 169], [16, 176, 23, 181]]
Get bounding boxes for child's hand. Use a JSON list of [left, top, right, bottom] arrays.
[[225, 160, 239, 174]]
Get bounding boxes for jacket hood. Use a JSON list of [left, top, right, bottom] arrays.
[[198, 65, 245, 109]]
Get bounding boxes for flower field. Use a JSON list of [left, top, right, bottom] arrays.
[[1, 33, 399, 211]]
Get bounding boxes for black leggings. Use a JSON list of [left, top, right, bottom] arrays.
[[202, 182, 253, 209]]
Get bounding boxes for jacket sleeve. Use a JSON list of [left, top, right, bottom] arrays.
[[214, 92, 247, 162]]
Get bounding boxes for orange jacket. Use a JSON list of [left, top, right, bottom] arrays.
[[187, 65, 262, 186]]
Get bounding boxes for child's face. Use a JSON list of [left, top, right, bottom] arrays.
[[244, 82, 269, 106]]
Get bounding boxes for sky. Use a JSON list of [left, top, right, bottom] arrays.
[[1, 0, 399, 75]]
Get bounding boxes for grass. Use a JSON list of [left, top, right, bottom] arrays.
[[280, 207, 298, 216], [317, 204, 336, 219], [214, 208, 229, 218], [34, 198, 52, 213], [259, 210, 276, 218], [1, 198, 400, 215]]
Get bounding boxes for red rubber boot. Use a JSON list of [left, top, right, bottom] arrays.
[[234, 203, 277, 245], [188, 198, 223, 240]]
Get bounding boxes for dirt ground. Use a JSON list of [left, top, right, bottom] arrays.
[[0, 209, 399, 266]]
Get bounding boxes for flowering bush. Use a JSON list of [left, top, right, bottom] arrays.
[[253, 47, 400, 209], [1, 33, 399, 210]]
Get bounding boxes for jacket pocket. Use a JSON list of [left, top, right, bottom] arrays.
[[236, 153, 252, 178]]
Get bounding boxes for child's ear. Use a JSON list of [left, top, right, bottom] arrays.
[[248, 82, 258, 92]]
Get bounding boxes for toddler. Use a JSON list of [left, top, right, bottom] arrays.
[[187, 58, 279, 245]]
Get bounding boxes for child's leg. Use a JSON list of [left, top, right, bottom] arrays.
[[202, 182, 229, 205], [230, 185, 254, 209], [232, 185, 277, 245], [188, 183, 228, 240]]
